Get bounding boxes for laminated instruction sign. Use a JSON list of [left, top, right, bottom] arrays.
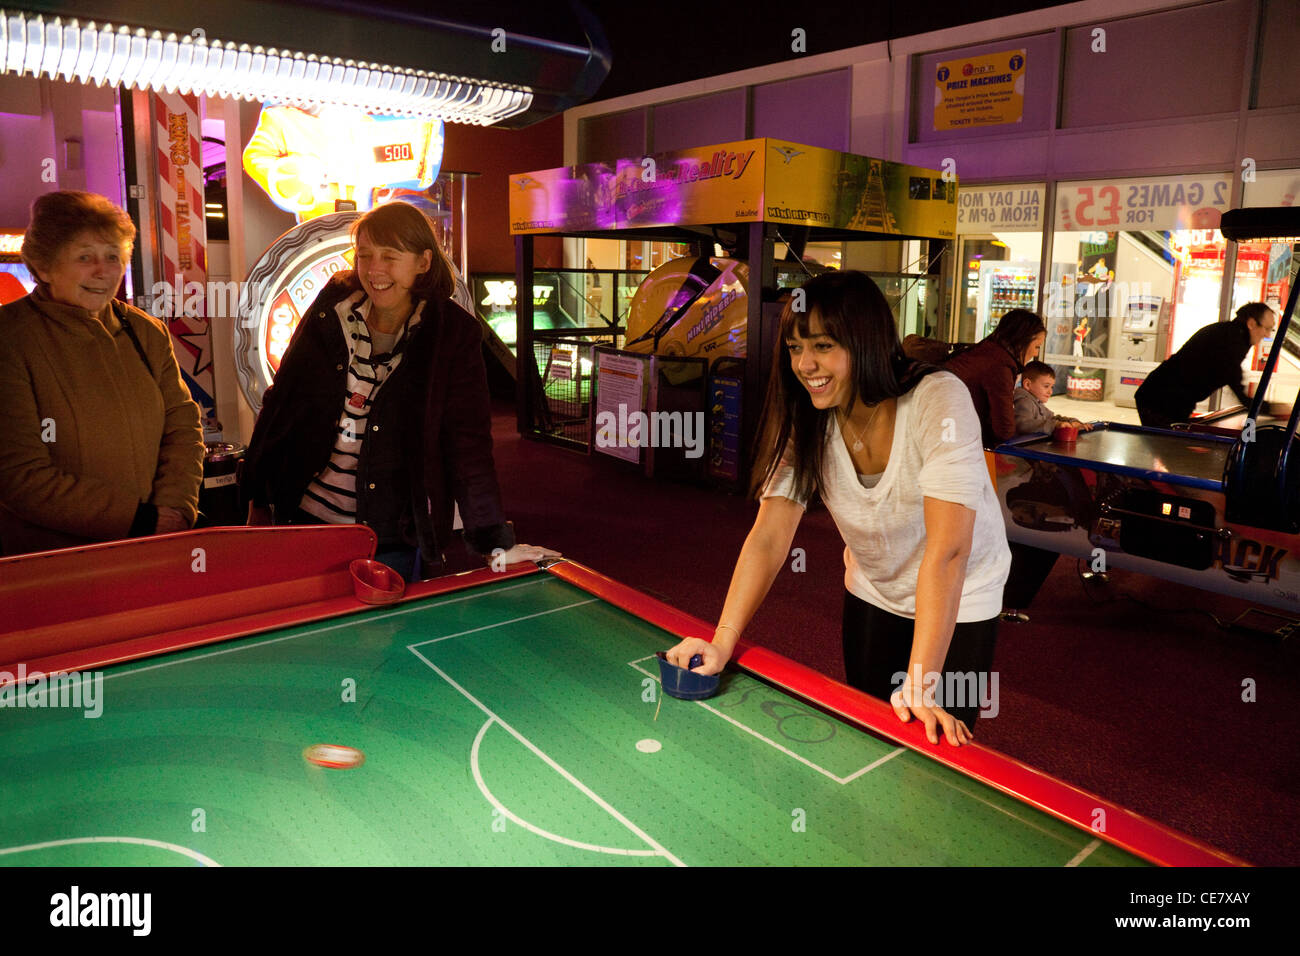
[[934, 50, 1026, 131], [593, 350, 648, 464]]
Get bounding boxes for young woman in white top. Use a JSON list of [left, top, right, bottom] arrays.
[[666, 271, 1010, 746]]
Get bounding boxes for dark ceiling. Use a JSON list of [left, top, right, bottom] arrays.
[[582, 0, 1079, 100], [16, 0, 1081, 115]]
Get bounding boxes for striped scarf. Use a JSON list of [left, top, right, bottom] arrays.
[[299, 291, 424, 523]]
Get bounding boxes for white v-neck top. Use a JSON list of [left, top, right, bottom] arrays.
[[764, 371, 1010, 621]]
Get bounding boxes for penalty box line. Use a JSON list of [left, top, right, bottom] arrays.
[[632, 657, 1104, 859], [409, 644, 686, 867], [628, 656, 905, 786]]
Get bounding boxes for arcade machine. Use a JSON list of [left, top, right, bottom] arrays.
[[624, 257, 749, 359], [471, 274, 583, 354], [510, 139, 957, 488], [0, 232, 35, 305], [233, 211, 362, 411], [991, 206, 1300, 620]]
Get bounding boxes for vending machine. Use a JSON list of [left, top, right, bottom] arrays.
[[978, 260, 1038, 339], [1113, 294, 1170, 407]]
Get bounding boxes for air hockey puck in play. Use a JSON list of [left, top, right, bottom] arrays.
[[303, 743, 366, 769]]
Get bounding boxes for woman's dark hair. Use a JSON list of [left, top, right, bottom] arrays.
[[349, 200, 454, 301], [987, 308, 1046, 370], [22, 191, 136, 280], [751, 270, 938, 501]]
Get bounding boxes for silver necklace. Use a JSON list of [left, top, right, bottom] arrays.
[[840, 401, 882, 453]]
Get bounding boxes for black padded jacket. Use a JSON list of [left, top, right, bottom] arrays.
[[240, 274, 515, 568]]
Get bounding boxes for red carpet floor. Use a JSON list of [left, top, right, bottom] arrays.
[[488, 405, 1299, 866]]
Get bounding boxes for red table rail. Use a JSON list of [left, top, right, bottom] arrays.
[[549, 560, 1248, 868]]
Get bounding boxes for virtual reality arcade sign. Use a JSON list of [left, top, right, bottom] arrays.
[[509, 139, 957, 240]]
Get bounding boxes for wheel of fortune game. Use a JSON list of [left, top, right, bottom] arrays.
[[624, 256, 748, 360]]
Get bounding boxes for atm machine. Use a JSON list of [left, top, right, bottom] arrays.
[[1114, 294, 1170, 408]]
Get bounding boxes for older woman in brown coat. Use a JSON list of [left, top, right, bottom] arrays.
[[0, 191, 204, 556]]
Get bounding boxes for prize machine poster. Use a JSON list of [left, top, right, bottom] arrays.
[[235, 106, 445, 409], [933, 50, 1027, 132]]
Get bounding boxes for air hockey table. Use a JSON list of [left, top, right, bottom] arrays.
[[1177, 403, 1288, 438], [994, 422, 1299, 615], [0, 527, 1242, 867]]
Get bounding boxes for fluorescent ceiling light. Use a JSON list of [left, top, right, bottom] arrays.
[[0, 10, 533, 123]]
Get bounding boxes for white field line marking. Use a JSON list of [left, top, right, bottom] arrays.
[[632, 655, 1092, 852], [911, 756, 1099, 849], [644, 655, 1092, 858], [1066, 839, 1103, 867], [628, 657, 904, 786], [0, 836, 220, 866], [91, 577, 554, 684], [409, 645, 684, 868], [407, 598, 598, 648], [839, 748, 908, 783], [470, 718, 658, 858]]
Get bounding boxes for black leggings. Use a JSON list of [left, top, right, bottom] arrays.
[[1003, 541, 1058, 609], [841, 590, 1000, 729]]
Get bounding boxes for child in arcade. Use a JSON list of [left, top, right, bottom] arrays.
[[664, 271, 1010, 746], [240, 201, 557, 580], [1014, 361, 1093, 436]]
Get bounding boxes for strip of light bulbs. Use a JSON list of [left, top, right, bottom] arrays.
[[0, 10, 533, 123]]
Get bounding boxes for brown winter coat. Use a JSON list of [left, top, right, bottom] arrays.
[[0, 290, 203, 555]]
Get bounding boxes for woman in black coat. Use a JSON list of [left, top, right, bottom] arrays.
[[241, 202, 556, 579]]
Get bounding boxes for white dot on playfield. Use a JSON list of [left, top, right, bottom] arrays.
[[636, 738, 662, 754]]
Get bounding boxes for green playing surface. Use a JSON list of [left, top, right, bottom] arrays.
[[0, 574, 1147, 866]]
